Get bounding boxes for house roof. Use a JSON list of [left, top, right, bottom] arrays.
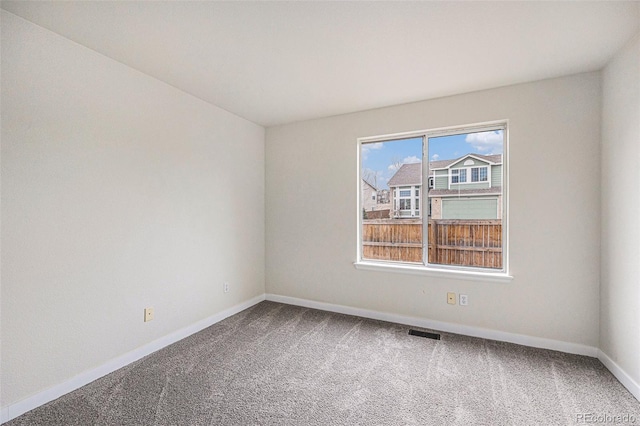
[[362, 178, 378, 191], [388, 163, 422, 187], [388, 153, 502, 187], [429, 153, 502, 171]]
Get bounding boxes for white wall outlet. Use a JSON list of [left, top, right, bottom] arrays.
[[223, 282, 229, 293], [459, 294, 469, 306], [144, 307, 154, 322], [447, 292, 456, 305]]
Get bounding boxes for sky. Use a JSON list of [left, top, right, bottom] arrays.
[[361, 130, 503, 189]]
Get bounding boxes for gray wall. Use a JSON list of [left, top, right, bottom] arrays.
[[1, 11, 265, 407], [600, 32, 640, 392], [266, 72, 601, 348]]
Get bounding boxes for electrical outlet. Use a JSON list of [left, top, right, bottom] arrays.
[[447, 292, 456, 305], [144, 307, 154, 322], [223, 282, 229, 293], [459, 294, 468, 306]]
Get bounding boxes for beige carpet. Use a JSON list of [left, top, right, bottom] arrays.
[[7, 301, 640, 425]]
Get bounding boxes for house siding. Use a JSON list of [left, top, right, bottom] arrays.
[[442, 197, 498, 219], [491, 165, 502, 187], [450, 182, 491, 191], [434, 170, 449, 190], [361, 180, 378, 212]]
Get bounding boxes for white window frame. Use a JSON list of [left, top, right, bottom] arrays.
[[355, 121, 511, 282], [395, 185, 421, 218], [450, 166, 489, 186], [471, 166, 488, 182]]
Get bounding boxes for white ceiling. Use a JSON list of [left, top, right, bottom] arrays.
[[2, 1, 639, 127]]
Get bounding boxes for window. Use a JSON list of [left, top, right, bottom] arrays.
[[358, 122, 507, 276], [451, 168, 468, 184], [471, 166, 488, 182], [396, 186, 420, 217]]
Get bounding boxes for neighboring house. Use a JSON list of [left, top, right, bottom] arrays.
[[429, 153, 502, 219], [377, 189, 390, 204], [388, 163, 422, 218], [361, 179, 378, 212], [387, 153, 502, 219]]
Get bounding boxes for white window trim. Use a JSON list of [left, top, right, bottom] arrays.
[[354, 260, 513, 282], [449, 166, 489, 186], [356, 120, 510, 280], [472, 166, 488, 183], [396, 185, 421, 218]]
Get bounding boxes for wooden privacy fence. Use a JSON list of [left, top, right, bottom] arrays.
[[363, 209, 391, 220], [362, 219, 502, 268], [361, 219, 423, 262]]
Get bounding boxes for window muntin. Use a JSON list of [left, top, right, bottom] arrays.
[[469, 166, 488, 182], [459, 169, 467, 183], [451, 168, 468, 184], [358, 123, 506, 273], [396, 186, 420, 218]]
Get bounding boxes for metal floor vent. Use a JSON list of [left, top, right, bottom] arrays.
[[408, 329, 441, 340]]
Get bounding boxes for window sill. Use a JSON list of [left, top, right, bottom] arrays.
[[353, 261, 513, 283]]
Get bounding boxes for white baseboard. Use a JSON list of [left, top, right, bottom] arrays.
[[265, 293, 599, 357], [266, 294, 640, 402], [4, 293, 637, 424], [597, 350, 640, 401], [0, 294, 266, 424]]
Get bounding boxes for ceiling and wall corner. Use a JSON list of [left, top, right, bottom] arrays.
[[1, 1, 638, 127]]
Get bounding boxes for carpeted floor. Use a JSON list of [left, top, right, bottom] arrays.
[[7, 301, 640, 425]]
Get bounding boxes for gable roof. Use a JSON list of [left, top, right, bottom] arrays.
[[429, 153, 502, 170], [388, 163, 421, 187], [361, 178, 378, 191], [388, 153, 502, 186]]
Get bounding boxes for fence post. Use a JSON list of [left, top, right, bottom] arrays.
[[428, 220, 436, 263]]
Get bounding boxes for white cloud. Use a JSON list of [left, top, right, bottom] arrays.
[[364, 142, 384, 151], [465, 130, 503, 153], [388, 155, 421, 172], [361, 142, 384, 159], [403, 155, 421, 164], [431, 154, 440, 160]]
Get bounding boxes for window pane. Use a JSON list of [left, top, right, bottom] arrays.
[[428, 129, 503, 269], [361, 137, 422, 263], [479, 167, 488, 181]]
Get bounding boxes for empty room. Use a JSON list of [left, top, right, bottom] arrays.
[[1, 1, 639, 425]]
